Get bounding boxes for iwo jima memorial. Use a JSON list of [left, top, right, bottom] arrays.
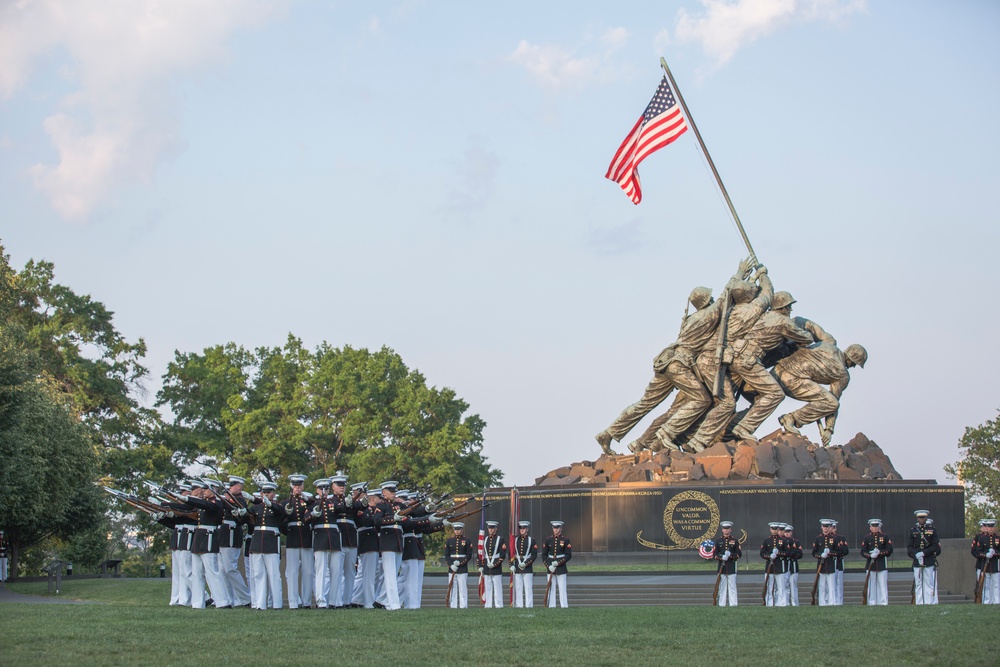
[[468, 59, 963, 563]]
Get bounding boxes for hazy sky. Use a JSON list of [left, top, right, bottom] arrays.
[[3, 0, 998, 487]]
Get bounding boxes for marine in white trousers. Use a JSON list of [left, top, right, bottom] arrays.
[[336, 547, 357, 607], [866, 570, 889, 605], [379, 551, 402, 610], [313, 549, 345, 608], [483, 574, 504, 608], [352, 551, 378, 608], [250, 552, 282, 609], [191, 551, 229, 609], [546, 573, 568, 608], [981, 571, 999, 604], [913, 565, 937, 604], [818, 573, 837, 606], [401, 559, 425, 609], [766, 571, 789, 606], [513, 572, 533, 607], [716, 574, 737, 606], [285, 547, 314, 608], [787, 571, 799, 606], [169, 550, 185, 605], [219, 546, 250, 606], [448, 572, 468, 608]]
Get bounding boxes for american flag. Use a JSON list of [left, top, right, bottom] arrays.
[[605, 76, 688, 204]]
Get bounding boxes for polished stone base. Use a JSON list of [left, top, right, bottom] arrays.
[[473, 479, 963, 565]]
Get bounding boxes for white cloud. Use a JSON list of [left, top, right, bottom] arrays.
[[601, 27, 630, 51], [508, 27, 631, 91], [0, 0, 284, 221], [675, 0, 866, 67]]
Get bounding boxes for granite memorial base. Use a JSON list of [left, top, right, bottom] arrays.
[[468, 480, 964, 567]]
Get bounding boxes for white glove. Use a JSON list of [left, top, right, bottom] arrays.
[[477, 566, 484, 574], [548, 564, 557, 574], [871, 548, 880, 559], [425, 502, 436, 512], [233, 508, 247, 517], [770, 548, 779, 560], [262, 496, 272, 508], [988, 549, 996, 559], [151, 512, 163, 520], [822, 548, 830, 558], [345, 495, 353, 507], [722, 551, 730, 561], [510, 564, 516, 573], [916, 552, 925, 564], [311, 506, 322, 518], [442, 519, 453, 528], [393, 512, 405, 522], [449, 563, 458, 573]]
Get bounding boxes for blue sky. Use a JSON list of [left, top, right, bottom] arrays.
[[3, 0, 999, 488]]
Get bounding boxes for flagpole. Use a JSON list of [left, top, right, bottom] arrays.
[[659, 57, 757, 262]]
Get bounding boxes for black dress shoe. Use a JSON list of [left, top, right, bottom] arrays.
[[217, 605, 233, 609], [373, 601, 386, 609], [206, 598, 215, 606]]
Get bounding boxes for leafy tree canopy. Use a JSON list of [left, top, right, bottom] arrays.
[[1, 242, 176, 487], [945, 410, 1000, 536], [158, 335, 501, 493]]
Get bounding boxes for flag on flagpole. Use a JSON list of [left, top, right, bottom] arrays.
[[477, 492, 487, 605], [605, 76, 688, 204], [508, 486, 520, 605]]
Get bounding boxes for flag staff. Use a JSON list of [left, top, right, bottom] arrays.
[[659, 57, 757, 262]]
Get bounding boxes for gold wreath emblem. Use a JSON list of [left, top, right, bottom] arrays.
[[636, 490, 720, 550]]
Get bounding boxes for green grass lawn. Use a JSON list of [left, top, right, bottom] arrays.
[[1, 579, 996, 666]]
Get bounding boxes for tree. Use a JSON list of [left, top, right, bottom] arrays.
[[158, 335, 502, 492], [945, 410, 1000, 537], [2, 243, 176, 487], [0, 242, 171, 578], [0, 355, 105, 578]]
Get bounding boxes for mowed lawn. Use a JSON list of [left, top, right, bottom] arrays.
[[1, 579, 996, 667]]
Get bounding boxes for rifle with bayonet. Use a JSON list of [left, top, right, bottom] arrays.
[[104, 486, 197, 520]]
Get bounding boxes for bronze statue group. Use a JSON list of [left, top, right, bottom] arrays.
[[709, 511, 1000, 606], [596, 258, 867, 456]]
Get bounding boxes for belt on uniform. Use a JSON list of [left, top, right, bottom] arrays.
[[313, 524, 340, 529], [223, 520, 237, 527], [381, 525, 402, 530], [178, 524, 196, 531], [403, 533, 416, 539], [336, 519, 356, 526], [358, 527, 373, 532], [257, 526, 280, 534], [196, 526, 218, 532], [287, 521, 303, 527]]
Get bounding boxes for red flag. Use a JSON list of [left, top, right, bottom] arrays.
[[477, 492, 487, 605], [606, 76, 688, 204]]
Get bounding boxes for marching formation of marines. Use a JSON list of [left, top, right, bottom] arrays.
[[139, 475, 453, 610], [108, 476, 576, 610], [596, 257, 867, 455]]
